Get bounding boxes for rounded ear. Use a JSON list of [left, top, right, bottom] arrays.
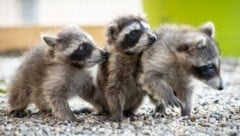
[[199, 22, 215, 38], [41, 34, 60, 47], [177, 36, 207, 52], [106, 23, 118, 44]]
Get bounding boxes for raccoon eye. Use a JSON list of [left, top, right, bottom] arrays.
[[207, 63, 214, 69], [129, 30, 140, 39], [79, 43, 88, 51], [130, 30, 138, 36], [70, 43, 92, 61], [197, 63, 215, 78]]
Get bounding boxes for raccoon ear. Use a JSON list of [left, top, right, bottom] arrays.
[[107, 23, 119, 43], [199, 22, 215, 38], [177, 36, 207, 52], [196, 36, 207, 48], [41, 34, 60, 47]]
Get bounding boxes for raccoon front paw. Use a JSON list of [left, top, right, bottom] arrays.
[[9, 110, 27, 118], [73, 108, 94, 115], [39, 109, 52, 113], [163, 90, 182, 107], [109, 113, 124, 122], [62, 115, 77, 121], [95, 110, 109, 116], [56, 112, 77, 121], [123, 111, 134, 118], [181, 105, 191, 117], [155, 103, 168, 116]]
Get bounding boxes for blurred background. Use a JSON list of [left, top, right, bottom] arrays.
[[0, 0, 239, 90], [0, 0, 143, 52], [0, 0, 239, 56], [144, 0, 240, 57]]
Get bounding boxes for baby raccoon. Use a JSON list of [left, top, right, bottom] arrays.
[[7, 25, 108, 121], [97, 15, 157, 121], [141, 22, 223, 116]]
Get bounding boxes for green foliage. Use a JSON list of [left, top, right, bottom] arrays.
[[0, 88, 6, 94], [143, 0, 240, 56]]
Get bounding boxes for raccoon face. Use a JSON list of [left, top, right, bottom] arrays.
[[192, 57, 223, 91], [176, 22, 223, 90], [107, 15, 157, 54], [42, 25, 108, 68]]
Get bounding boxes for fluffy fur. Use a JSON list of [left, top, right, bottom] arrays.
[[140, 22, 223, 116], [7, 25, 108, 121], [97, 15, 157, 121]]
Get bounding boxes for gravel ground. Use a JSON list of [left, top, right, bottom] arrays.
[[0, 57, 240, 136]]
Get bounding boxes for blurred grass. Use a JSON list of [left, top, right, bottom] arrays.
[[0, 88, 6, 94], [143, 0, 240, 57], [0, 80, 6, 94]]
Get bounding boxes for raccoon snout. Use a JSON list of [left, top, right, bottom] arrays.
[[148, 33, 157, 45], [101, 51, 109, 59], [218, 85, 224, 91], [217, 77, 224, 91], [217, 82, 224, 91]]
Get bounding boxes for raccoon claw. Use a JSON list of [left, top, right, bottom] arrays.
[[9, 110, 27, 118], [163, 90, 182, 108]]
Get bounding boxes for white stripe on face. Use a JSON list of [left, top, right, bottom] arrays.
[[84, 32, 94, 43], [62, 43, 79, 56], [185, 33, 207, 47], [213, 57, 220, 66], [117, 22, 141, 43], [140, 21, 150, 29], [62, 35, 93, 56]]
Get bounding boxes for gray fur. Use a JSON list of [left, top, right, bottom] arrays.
[[7, 25, 107, 121], [140, 22, 223, 116], [97, 15, 156, 121]]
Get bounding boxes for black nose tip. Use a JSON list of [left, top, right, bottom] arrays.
[[101, 51, 109, 59], [149, 35, 157, 44], [218, 85, 224, 91]]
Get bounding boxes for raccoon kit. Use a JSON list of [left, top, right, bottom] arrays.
[[141, 22, 223, 116], [97, 15, 157, 121], [7, 25, 108, 121]]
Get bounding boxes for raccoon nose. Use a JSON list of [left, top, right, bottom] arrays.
[[149, 34, 157, 44], [101, 51, 109, 59], [218, 85, 224, 91]]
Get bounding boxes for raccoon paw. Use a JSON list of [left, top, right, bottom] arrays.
[[9, 110, 27, 118], [40, 109, 52, 113], [94, 110, 109, 116], [123, 111, 135, 118], [109, 113, 124, 122], [73, 108, 94, 115], [163, 90, 182, 108], [60, 114, 77, 121], [36, 109, 52, 116], [155, 103, 168, 117], [181, 106, 191, 117]]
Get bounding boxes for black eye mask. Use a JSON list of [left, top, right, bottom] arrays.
[[119, 21, 148, 50], [120, 29, 143, 49], [70, 43, 93, 61], [193, 63, 217, 79]]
